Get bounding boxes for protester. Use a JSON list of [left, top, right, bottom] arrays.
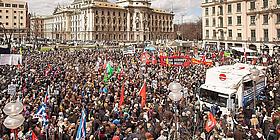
[[0, 47, 279, 140]]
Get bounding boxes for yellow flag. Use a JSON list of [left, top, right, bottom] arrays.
[[20, 47, 22, 55], [166, 57, 169, 66]]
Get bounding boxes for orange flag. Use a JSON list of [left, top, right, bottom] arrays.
[[205, 112, 217, 133], [32, 131, 38, 140], [119, 82, 125, 108], [139, 81, 146, 108]]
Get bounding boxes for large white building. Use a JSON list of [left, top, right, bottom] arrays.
[[202, 0, 280, 55], [42, 0, 175, 43]]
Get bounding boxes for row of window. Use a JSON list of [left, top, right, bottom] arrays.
[[205, 29, 270, 41], [205, 14, 280, 27], [0, 9, 24, 14], [0, 15, 23, 19], [0, 22, 23, 26], [0, 3, 25, 8], [205, 0, 278, 16]]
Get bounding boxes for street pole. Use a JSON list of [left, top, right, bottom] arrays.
[[18, 12, 20, 48], [253, 81, 256, 112]]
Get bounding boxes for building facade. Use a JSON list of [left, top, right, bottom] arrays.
[[0, 0, 28, 42], [43, 0, 175, 43], [202, 0, 280, 54], [30, 16, 45, 39]]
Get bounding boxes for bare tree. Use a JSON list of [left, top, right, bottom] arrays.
[[175, 17, 202, 41]]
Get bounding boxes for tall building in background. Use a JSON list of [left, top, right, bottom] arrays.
[[0, 0, 28, 42], [202, 0, 280, 55], [42, 0, 175, 43]]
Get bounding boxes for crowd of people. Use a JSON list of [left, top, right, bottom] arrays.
[[0, 47, 279, 140]]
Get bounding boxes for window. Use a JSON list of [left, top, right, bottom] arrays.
[[102, 11, 104, 15], [278, 0, 280, 5], [213, 30, 216, 38], [263, 15, 268, 24], [212, 18, 216, 26], [228, 29, 232, 38], [237, 3, 241, 12], [250, 2, 255, 10], [14, 16, 16, 19], [14, 11, 16, 13], [5, 4, 11, 7], [228, 17, 232, 25], [6, 10, 8, 13], [5, 22, 8, 25], [0, 10, 1, 13], [19, 4, 24, 8], [206, 30, 209, 38], [237, 16, 241, 25], [0, 16, 2, 19], [20, 11, 23, 14], [251, 30, 256, 39], [264, 29, 268, 41], [0, 3, 3, 7], [277, 29, 280, 39], [277, 14, 280, 23], [205, 8, 209, 16], [6, 16, 8, 19], [205, 18, 209, 26], [263, 0, 268, 8], [250, 16, 256, 25], [212, 7, 215, 15], [237, 33, 242, 38], [14, 23, 16, 26], [12, 4, 17, 8], [228, 4, 232, 13], [20, 16, 23, 19]]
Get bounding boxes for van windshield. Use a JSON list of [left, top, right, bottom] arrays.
[[200, 88, 228, 107]]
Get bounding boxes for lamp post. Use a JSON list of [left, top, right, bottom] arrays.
[[168, 81, 183, 139], [249, 66, 260, 112]]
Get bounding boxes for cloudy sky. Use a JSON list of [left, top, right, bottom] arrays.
[[28, 0, 201, 22]]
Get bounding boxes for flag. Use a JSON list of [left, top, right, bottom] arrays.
[[76, 109, 86, 140], [119, 82, 125, 108], [201, 54, 206, 63], [19, 47, 22, 55], [205, 112, 217, 132], [104, 62, 114, 82], [34, 104, 48, 128], [139, 81, 146, 108], [44, 86, 49, 104], [32, 131, 38, 140], [166, 57, 169, 66], [152, 55, 157, 65]]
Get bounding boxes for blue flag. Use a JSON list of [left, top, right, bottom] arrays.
[[75, 109, 86, 140]]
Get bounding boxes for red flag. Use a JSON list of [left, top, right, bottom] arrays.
[[32, 131, 38, 140], [152, 55, 157, 65], [118, 69, 124, 80], [119, 82, 125, 108], [201, 55, 206, 63], [139, 81, 146, 108], [205, 112, 217, 132]]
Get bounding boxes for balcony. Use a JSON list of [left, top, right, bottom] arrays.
[[219, 36, 225, 40], [236, 37, 242, 41]]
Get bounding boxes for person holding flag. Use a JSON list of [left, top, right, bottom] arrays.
[[75, 109, 86, 140]]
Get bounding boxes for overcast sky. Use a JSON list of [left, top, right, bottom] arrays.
[[28, 0, 201, 22]]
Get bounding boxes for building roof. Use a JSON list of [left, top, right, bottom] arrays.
[[152, 8, 173, 15], [94, 1, 125, 9]]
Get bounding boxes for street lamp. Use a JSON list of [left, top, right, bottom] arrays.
[[168, 81, 183, 139], [249, 66, 260, 112], [3, 84, 25, 139]]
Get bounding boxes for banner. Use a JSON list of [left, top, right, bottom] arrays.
[[160, 55, 190, 67], [0, 54, 22, 65], [123, 46, 135, 55]]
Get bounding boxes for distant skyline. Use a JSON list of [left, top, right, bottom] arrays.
[[28, 0, 201, 22]]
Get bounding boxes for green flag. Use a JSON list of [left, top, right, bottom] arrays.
[[104, 62, 114, 82], [224, 52, 231, 57]]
